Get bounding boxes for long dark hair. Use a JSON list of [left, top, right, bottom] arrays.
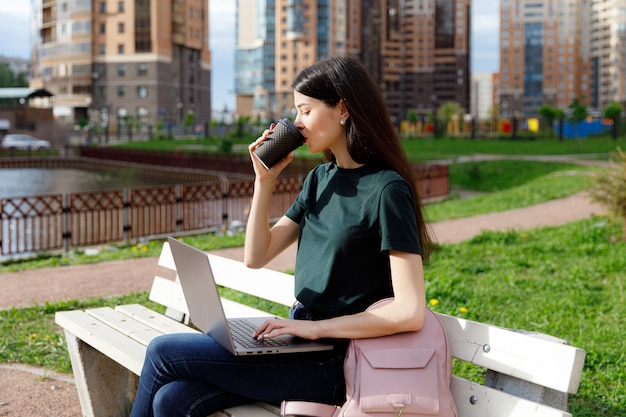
[[292, 55, 433, 260]]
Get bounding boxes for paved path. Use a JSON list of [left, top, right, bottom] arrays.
[[0, 191, 604, 311]]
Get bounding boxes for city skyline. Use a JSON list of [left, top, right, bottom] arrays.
[[0, 1, 499, 113]]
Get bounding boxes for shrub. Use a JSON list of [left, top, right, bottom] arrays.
[[590, 147, 626, 240]]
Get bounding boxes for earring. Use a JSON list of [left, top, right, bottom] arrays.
[[340, 119, 346, 126]]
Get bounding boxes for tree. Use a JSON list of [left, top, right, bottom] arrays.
[[406, 110, 419, 137], [436, 102, 462, 136], [590, 147, 626, 241], [0, 63, 28, 87], [538, 104, 558, 134], [183, 112, 195, 134], [603, 101, 622, 141], [0, 63, 12, 87]]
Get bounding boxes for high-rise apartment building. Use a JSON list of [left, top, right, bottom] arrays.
[[30, 0, 211, 134], [235, 0, 471, 123], [471, 72, 495, 121], [499, 0, 626, 117], [591, 0, 626, 110]]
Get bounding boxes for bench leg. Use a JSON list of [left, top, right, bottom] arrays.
[[64, 330, 139, 417]]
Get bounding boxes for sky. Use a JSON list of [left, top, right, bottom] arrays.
[[0, 0, 499, 112]]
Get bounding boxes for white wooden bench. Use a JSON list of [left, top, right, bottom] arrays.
[[55, 242, 586, 417]]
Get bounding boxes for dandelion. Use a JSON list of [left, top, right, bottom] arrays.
[[459, 307, 468, 314], [429, 299, 439, 306], [521, 233, 528, 239], [141, 245, 148, 252], [29, 333, 37, 340], [132, 246, 138, 252]]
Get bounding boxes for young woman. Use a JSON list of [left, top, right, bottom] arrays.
[[129, 55, 433, 417]]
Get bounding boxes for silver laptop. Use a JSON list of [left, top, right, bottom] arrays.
[[167, 237, 334, 355]]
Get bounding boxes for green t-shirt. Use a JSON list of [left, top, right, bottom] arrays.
[[285, 162, 422, 319]]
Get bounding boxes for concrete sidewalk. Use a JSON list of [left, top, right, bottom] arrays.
[[0, 191, 605, 311]]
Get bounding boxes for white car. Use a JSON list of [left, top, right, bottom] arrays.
[[1, 134, 51, 150]]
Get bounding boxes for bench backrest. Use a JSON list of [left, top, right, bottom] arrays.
[[150, 243, 585, 417]]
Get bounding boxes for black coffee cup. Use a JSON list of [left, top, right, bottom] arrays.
[[253, 118, 305, 169]]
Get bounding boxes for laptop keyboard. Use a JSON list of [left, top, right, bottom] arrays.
[[229, 318, 289, 348]]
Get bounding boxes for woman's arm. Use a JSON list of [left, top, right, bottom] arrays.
[[254, 250, 426, 340], [244, 131, 300, 269]]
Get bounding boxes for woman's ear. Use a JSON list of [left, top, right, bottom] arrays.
[[339, 99, 350, 121]]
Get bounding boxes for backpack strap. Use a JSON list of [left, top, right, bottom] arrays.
[[280, 400, 341, 417]]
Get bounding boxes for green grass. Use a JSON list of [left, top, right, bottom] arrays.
[[113, 137, 248, 152], [401, 136, 624, 161], [1, 216, 623, 416], [425, 161, 596, 222], [0, 234, 246, 274], [0, 293, 161, 372], [424, 217, 625, 417]]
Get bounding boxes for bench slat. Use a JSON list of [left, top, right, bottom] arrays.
[[158, 242, 177, 270], [55, 310, 147, 375], [451, 376, 572, 417], [437, 314, 585, 394], [86, 307, 175, 347], [220, 298, 275, 318], [149, 276, 277, 320], [116, 303, 197, 333], [218, 403, 280, 416], [149, 276, 190, 314], [207, 253, 296, 308], [158, 242, 296, 308]]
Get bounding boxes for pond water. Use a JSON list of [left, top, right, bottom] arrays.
[[0, 168, 186, 199]]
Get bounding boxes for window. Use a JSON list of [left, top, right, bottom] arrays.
[[117, 86, 126, 97], [117, 64, 126, 76], [137, 63, 148, 76], [118, 1, 125, 12], [99, 23, 105, 34], [118, 22, 125, 33], [137, 86, 148, 98], [135, 0, 151, 52], [99, 2, 106, 13], [118, 44, 125, 54], [98, 44, 105, 55]]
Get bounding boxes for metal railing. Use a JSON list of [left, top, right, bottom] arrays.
[[0, 177, 302, 256], [0, 154, 448, 256]]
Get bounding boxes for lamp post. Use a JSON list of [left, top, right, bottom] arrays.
[[430, 95, 438, 138], [177, 102, 183, 134], [100, 105, 110, 144]]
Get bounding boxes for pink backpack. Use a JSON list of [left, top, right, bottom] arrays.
[[281, 298, 458, 417]]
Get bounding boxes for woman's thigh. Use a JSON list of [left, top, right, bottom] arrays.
[[145, 332, 346, 404]]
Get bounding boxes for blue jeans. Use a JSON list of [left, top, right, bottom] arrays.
[[129, 332, 346, 417]]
